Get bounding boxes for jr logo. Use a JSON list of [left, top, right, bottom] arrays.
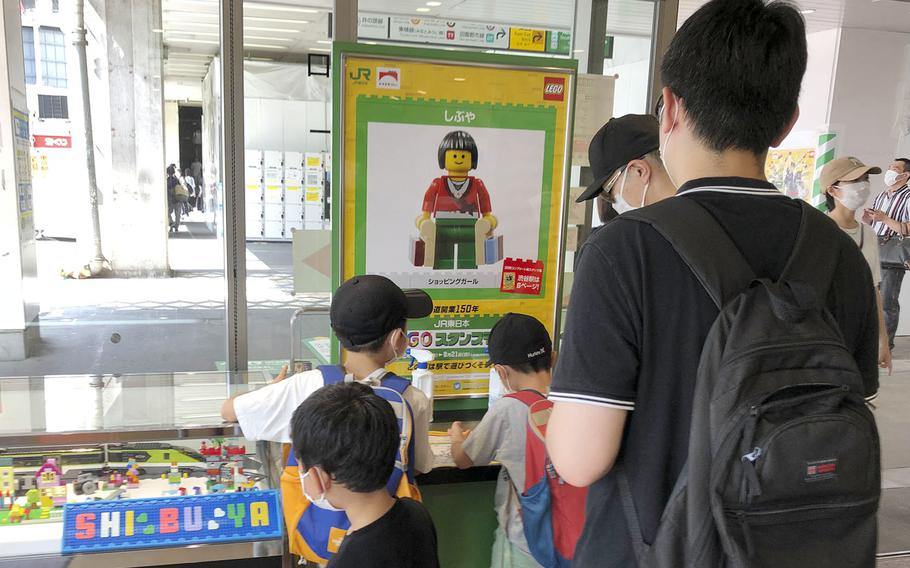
[[348, 67, 371, 82]]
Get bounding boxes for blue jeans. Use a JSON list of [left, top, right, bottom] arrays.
[[881, 266, 905, 350]]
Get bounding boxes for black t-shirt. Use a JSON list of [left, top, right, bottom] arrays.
[[550, 177, 879, 566], [327, 498, 440, 568]]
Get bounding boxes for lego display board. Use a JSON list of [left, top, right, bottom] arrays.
[[61, 490, 282, 553], [334, 43, 575, 397], [0, 440, 266, 535]]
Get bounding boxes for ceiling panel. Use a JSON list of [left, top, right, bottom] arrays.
[[162, 0, 333, 86], [679, 0, 852, 33]]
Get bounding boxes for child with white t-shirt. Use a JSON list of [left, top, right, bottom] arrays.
[[220, 274, 435, 474]]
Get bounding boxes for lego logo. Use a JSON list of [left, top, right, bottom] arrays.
[[543, 77, 566, 101]]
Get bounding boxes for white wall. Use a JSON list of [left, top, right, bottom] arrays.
[[602, 34, 651, 117], [829, 28, 910, 174], [164, 101, 179, 169], [822, 28, 910, 336], [799, 29, 840, 131], [244, 98, 330, 155]]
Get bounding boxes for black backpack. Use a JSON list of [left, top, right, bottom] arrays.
[[619, 197, 880, 568]]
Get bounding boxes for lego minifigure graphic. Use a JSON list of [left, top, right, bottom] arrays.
[[415, 131, 499, 270]]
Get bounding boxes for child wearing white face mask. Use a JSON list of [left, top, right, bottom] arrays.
[[291, 382, 440, 568], [822, 157, 892, 374], [449, 313, 558, 568]]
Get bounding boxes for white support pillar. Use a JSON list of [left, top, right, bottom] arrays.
[[0, 1, 38, 361]]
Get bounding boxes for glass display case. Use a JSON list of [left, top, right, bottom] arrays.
[[0, 371, 282, 567]]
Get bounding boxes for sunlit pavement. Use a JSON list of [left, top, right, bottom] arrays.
[[4, 221, 327, 377]]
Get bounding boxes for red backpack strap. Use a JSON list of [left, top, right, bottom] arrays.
[[503, 389, 546, 407]]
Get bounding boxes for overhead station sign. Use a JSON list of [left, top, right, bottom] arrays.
[[358, 13, 571, 56]]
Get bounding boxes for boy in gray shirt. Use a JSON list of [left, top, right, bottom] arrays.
[[448, 313, 554, 568]]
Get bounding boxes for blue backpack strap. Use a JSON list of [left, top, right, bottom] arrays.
[[318, 365, 346, 385], [375, 373, 417, 489], [379, 373, 410, 395], [381, 373, 417, 479]]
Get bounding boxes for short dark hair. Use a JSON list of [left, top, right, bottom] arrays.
[[343, 321, 405, 354], [291, 382, 398, 493], [504, 355, 552, 375], [166, 165, 176, 176], [825, 182, 839, 213], [895, 158, 910, 173], [438, 130, 478, 169], [660, 0, 807, 155]]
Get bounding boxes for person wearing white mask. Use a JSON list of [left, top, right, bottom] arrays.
[[864, 158, 910, 351], [822, 157, 891, 373], [290, 382, 440, 567], [545, 1, 880, 565], [575, 115, 676, 226], [449, 313, 561, 568]]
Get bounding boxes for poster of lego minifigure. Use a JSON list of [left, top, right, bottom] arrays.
[[335, 44, 575, 397], [766, 148, 816, 203]]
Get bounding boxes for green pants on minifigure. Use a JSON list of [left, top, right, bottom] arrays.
[[434, 218, 477, 270]]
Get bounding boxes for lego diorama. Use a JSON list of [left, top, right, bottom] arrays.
[[0, 440, 264, 526]]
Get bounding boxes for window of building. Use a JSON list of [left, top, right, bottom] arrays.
[[22, 27, 35, 85], [38, 94, 68, 119], [21, 0, 35, 10], [39, 26, 67, 88], [52, 0, 60, 12]]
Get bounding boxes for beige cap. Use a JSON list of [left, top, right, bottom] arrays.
[[819, 156, 882, 189]]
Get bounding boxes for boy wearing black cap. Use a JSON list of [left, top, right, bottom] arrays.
[[448, 313, 554, 568], [221, 274, 435, 475]]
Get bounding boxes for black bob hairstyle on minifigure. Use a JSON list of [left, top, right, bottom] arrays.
[[438, 130, 478, 170]]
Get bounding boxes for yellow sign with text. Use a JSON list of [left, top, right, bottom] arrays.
[[509, 28, 547, 52]]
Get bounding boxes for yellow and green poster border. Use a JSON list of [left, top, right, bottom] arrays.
[[332, 43, 576, 393]]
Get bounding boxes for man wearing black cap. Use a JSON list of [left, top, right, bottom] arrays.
[[578, 114, 675, 225], [222, 274, 435, 474], [448, 313, 556, 567]]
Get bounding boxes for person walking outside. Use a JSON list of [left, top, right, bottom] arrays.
[[166, 164, 182, 233]]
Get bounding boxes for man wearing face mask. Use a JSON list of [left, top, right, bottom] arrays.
[[822, 157, 891, 373], [865, 158, 910, 351], [577, 114, 676, 226], [545, 1, 879, 565], [221, 274, 435, 476]]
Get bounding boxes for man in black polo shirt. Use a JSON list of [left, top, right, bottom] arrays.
[[546, 1, 880, 566]]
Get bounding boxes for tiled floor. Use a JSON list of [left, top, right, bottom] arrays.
[[877, 341, 910, 556]]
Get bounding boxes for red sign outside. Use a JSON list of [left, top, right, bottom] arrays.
[[33, 135, 72, 148]]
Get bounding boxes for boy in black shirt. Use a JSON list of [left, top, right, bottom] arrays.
[[290, 382, 440, 568]]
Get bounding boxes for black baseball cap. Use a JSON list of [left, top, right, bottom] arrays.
[[576, 114, 660, 203], [330, 275, 433, 348], [487, 313, 552, 367]]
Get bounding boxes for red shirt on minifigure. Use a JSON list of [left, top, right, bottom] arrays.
[[422, 176, 492, 217]]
